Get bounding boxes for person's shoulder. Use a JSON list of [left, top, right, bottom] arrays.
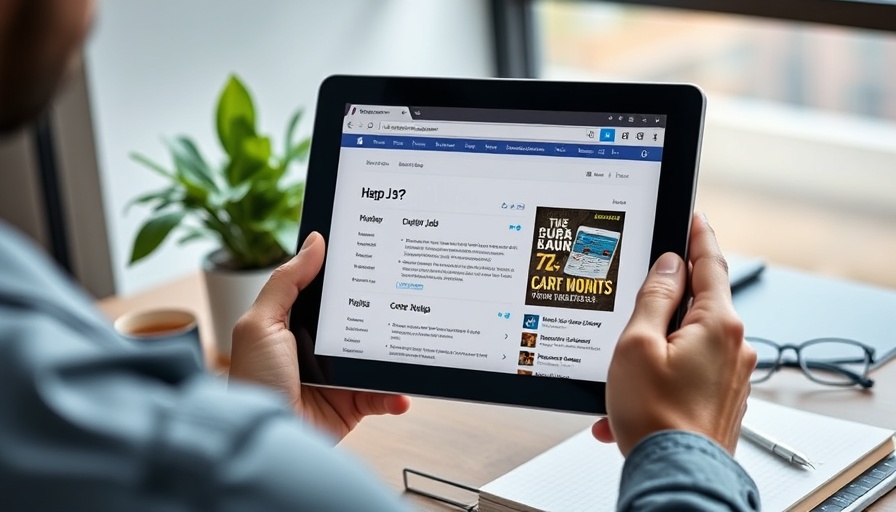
[[0, 221, 113, 330]]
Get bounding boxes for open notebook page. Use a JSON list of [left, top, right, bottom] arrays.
[[479, 399, 894, 512], [736, 399, 893, 511]]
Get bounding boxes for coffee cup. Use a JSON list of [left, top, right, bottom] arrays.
[[114, 309, 203, 364]]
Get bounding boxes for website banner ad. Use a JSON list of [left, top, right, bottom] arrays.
[[526, 208, 625, 312]]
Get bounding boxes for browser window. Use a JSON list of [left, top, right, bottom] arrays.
[[315, 104, 667, 382]]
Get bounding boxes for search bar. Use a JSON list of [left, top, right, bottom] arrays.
[[376, 120, 600, 143]]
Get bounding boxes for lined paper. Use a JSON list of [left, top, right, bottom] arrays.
[[736, 400, 893, 511]]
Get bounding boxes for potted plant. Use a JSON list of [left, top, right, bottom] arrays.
[[127, 74, 309, 360]]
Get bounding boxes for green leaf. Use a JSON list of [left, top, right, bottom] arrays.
[[165, 136, 217, 191], [129, 211, 186, 264], [283, 108, 303, 157], [176, 174, 210, 208], [228, 117, 256, 157], [278, 182, 305, 216], [243, 136, 272, 163], [123, 187, 178, 214], [273, 220, 299, 253], [202, 217, 230, 242], [244, 184, 284, 222], [224, 158, 263, 190], [176, 227, 212, 246], [264, 184, 303, 222], [284, 181, 305, 199], [216, 75, 256, 157], [271, 138, 310, 183], [152, 196, 181, 213], [131, 152, 175, 180], [210, 181, 252, 208], [226, 136, 272, 185], [284, 138, 311, 167]]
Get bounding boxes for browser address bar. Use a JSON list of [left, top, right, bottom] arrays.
[[377, 120, 600, 143]]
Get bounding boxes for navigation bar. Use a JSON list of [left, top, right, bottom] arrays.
[[341, 134, 663, 162]]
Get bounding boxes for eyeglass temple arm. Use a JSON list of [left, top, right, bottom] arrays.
[[795, 360, 875, 389]]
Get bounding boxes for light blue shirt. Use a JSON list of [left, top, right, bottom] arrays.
[[619, 431, 760, 511], [0, 222, 759, 511]]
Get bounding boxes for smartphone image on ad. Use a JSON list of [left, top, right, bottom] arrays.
[[563, 226, 621, 280]]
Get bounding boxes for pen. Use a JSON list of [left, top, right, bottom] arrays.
[[728, 259, 766, 293], [740, 423, 816, 470]]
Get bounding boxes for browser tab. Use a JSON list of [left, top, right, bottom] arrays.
[[346, 104, 413, 120]]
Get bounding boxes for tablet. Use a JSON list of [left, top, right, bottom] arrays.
[[290, 76, 705, 414]]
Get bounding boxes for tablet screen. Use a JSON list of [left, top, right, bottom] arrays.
[[314, 105, 666, 383]]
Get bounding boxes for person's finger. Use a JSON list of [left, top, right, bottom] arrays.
[[591, 418, 616, 443], [353, 392, 412, 417], [384, 394, 412, 415], [625, 252, 686, 335], [687, 213, 731, 303], [250, 232, 325, 321]]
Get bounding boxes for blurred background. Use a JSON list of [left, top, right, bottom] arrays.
[[0, 0, 893, 298], [535, 1, 896, 289]]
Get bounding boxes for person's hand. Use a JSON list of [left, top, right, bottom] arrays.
[[229, 232, 411, 441], [592, 213, 756, 456]]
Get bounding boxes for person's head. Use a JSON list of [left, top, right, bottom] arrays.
[[0, 0, 95, 133]]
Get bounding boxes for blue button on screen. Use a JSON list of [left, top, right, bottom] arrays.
[[599, 128, 615, 142]]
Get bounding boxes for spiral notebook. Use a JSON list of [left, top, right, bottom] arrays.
[[476, 399, 894, 512]]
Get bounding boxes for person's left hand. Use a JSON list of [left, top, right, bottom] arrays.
[[229, 232, 411, 441]]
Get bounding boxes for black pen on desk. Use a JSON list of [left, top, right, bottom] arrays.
[[741, 423, 816, 470], [728, 259, 766, 293]]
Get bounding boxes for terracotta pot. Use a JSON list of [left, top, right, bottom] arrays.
[[201, 250, 278, 358]]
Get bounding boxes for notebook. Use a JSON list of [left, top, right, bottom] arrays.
[[478, 399, 895, 512], [726, 254, 896, 369]]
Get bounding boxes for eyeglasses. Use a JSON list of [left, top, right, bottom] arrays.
[[746, 337, 875, 389]]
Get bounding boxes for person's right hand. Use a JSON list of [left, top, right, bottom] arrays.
[[592, 213, 756, 456]]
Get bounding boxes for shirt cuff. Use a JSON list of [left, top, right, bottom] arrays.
[[617, 431, 760, 512]]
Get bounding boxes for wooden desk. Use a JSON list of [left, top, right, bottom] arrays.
[[98, 274, 896, 511]]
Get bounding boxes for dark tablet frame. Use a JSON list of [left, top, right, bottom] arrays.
[[290, 75, 704, 415]]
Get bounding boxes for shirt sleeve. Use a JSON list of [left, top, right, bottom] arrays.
[[617, 431, 761, 512], [0, 223, 412, 511]]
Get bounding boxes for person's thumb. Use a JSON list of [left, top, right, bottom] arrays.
[[353, 392, 412, 418], [625, 252, 686, 335], [591, 417, 616, 443], [249, 232, 325, 322]]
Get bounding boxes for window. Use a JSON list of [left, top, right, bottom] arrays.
[[530, 1, 896, 287], [537, 3, 896, 120]]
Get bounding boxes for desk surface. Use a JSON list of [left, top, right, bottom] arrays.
[[98, 273, 896, 511]]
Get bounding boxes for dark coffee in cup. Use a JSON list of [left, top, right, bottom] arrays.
[[114, 309, 203, 364], [126, 322, 193, 336]]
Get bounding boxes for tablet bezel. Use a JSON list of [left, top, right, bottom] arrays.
[[290, 75, 704, 415]]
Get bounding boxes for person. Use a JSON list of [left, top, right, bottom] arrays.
[[0, 1, 758, 510]]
